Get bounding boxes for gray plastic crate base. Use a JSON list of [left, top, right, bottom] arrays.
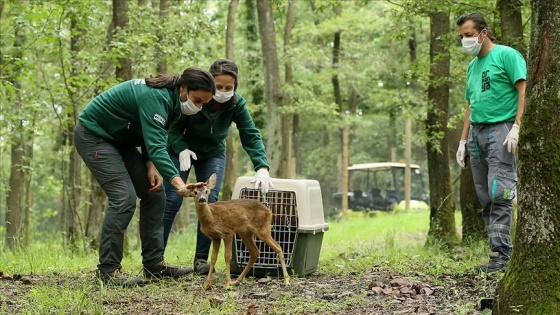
[[230, 229, 325, 277], [229, 186, 327, 277]]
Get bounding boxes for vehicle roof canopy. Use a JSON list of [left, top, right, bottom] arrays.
[[348, 162, 421, 171]]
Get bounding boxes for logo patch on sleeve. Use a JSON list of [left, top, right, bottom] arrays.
[[153, 113, 166, 127]]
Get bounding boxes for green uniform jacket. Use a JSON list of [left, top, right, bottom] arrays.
[[78, 79, 187, 182], [168, 93, 269, 171]]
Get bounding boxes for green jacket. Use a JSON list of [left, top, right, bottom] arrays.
[[168, 93, 269, 171], [78, 79, 186, 182]]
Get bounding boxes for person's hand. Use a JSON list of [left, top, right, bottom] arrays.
[[185, 182, 206, 189], [503, 124, 520, 153], [250, 168, 275, 194], [146, 162, 162, 193], [456, 140, 467, 169], [176, 182, 206, 197], [179, 149, 197, 171]]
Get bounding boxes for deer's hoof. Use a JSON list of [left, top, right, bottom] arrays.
[[203, 281, 211, 290], [284, 277, 291, 285]]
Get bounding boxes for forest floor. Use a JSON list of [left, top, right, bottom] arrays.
[[0, 211, 500, 314], [1, 265, 497, 314]]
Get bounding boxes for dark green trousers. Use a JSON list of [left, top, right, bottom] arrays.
[[74, 122, 165, 272]]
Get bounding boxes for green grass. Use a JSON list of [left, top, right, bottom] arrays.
[[0, 210, 494, 314], [321, 210, 489, 275]]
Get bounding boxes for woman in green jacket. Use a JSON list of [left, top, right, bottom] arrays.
[[74, 67, 215, 286], [164, 59, 273, 275]]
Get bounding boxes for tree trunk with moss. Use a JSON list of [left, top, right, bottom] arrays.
[[494, 0, 560, 313], [460, 165, 486, 243], [425, 11, 459, 246], [496, 0, 525, 57]]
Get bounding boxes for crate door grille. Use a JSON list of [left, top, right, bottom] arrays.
[[235, 189, 298, 269]]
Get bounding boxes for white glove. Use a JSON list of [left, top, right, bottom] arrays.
[[456, 140, 467, 168], [178, 149, 197, 171], [503, 124, 519, 154], [250, 168, 275, 194]]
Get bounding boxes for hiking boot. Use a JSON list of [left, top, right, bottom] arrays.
[[143, 261, 193, 279], [473, 259, 508, 273], [96, 269, 144, 287], [194, 258, 212, 275]]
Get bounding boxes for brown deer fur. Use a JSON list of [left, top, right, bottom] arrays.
[[177, 173, 290, 290]]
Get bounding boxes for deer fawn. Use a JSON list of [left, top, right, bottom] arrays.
[[177, 173, 290, 290]]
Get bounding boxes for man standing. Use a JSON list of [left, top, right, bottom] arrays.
[[455, 13, 526, 273]]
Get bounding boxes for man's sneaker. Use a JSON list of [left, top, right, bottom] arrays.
[[96, 269, 144, 287], [473, 259, 508, 273], [143, 261, 193, 279], [194, 258, 212, 275]]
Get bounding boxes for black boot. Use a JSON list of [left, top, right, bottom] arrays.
[[96, 269, 144, 287], [143, 261, 193, 279], [473, 252, 508, 273]]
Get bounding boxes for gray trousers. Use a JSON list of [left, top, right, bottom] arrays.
[[74, 122, 165, 272], [467, 122, 517, 260]]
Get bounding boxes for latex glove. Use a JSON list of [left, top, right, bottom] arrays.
[[179, 149, 197, 171], [456, 140, 467, 168], [250, 168, 275, 194], [503, 124, 520, 154]]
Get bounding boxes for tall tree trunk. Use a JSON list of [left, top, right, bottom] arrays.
[[460, 165, 486, 243], [425, 11, 459, 246], [22, 140, 33, 247], [83, 17, 116, 250], [243, 0, 264, 124], [222, 0, 239, 201], [5, 22, 26, 249], [113, 0, 131, 81], [495, 0, 560, 313], [291, 0, 304, 175], [496, 0, 525, 57], [84, 173, 105, 249], [156, 0, 168, 74], [497, 0, 525, 241], [256, 0, 282, 177], [389, 109, 397, 162], [279, 0, 296, 179], [331, 5, 347, 218], [59, 14, 85, 250]]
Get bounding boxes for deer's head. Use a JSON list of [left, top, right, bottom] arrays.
[[177, 173, 217, 204]]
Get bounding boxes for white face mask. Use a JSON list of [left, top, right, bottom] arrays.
[[213, 90, 234, 103], [461, 31, 484, 56], [180, 98, 201, 116]]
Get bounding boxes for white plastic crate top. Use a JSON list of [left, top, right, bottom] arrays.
[[231, 177, 329, 233]]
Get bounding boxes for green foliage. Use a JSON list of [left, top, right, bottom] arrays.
[[0, 0, 532, 246]]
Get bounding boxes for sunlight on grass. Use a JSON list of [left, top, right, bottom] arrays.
[[318, 210, 488, 276]]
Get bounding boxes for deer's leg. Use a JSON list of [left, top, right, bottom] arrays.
[[231, 232, 259, 286], [203, 238, 221, 290], [257, 231, 291, 285], [223, 233, 234, 289]]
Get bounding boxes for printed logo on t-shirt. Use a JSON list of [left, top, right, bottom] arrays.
[[481, 70, 491, 92], [134, 79, 146, 85], [153, 113, 166, 127]]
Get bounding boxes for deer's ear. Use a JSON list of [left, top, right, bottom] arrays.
[[207, 173, 217, 189]]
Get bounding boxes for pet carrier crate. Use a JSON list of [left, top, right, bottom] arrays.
[[229, 177, 329, 277]]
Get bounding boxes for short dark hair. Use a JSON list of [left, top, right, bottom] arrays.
[[456, 13, 496, 41], [209, 59, 239, 91]]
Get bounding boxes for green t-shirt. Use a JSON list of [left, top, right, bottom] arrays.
[[465, 45, 526, 124]]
